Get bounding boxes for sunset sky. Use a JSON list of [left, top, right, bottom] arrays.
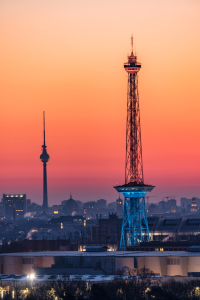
[[0, 0, 200, 206]]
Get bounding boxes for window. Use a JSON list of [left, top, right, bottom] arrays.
[[22, 258, 34, 264], [167, 258, 180, 265]]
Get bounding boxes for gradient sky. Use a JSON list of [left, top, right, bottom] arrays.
[[0, 0, 200, 205]]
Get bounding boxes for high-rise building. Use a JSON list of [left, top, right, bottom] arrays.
[[3, 194, 26, 219], [191, 198, 198, 212], [114, 37, 154, 250], [40, 112, 50, 213], [116, 197, 123, 215]]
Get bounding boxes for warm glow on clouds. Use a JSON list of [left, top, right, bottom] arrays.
[[0, 0, 200, 205]]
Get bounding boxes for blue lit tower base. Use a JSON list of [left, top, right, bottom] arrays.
[[114, 182, 154, 250]]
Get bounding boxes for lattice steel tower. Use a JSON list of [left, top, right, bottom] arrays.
[[114, 37, 155, 250], [40, 111, 50, 213]]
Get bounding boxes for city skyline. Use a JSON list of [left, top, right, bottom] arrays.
[[0, 0, 200, 205]]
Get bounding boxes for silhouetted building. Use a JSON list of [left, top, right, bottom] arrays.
[[3, 194, 26, 219], [76, 200, 83, 212], [158, 200, 168, 213], [50, 215, 86, 229], [107, 202, 116, 211], [191, 198, 198, 212], [168, 199, 177, 213], [51, 205, 62, 215], [127, 241, 194, 252], [96, 199, 107, 209], [181, 197, 200, 210], [0, 202, 4, 218], [116, 197, 123, 215], [83, 201, 96, 215], [91, 213, 122, 246], [148, 204, 158, 214], [62, 195, 78, 215]]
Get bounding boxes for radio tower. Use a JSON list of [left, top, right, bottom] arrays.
[[114, 37, 155, 250], [40, 111, 50, 213]]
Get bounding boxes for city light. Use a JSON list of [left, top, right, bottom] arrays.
[[27, 273, 35, 280]]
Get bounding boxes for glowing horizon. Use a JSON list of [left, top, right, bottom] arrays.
[[0, 0, 200, 205]]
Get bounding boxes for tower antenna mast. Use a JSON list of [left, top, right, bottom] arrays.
[[131, 35, 133, 54], [43, 111, 46, 147]]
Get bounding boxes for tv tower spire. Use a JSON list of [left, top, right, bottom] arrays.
[[114, 38, 155, 250], [40, 111, 50, 212]]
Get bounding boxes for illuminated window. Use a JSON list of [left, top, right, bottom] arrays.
[[61, 223, 63, 229], [54, 211, 58, 214], [84, 220, 86, 227], [155, 248, 159, 251], [160, 248, 164, 251]]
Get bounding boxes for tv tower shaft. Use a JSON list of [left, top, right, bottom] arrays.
[[40, 112, 50, 212]]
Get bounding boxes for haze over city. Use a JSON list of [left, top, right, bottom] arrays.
[[1, 0, 200, 206]]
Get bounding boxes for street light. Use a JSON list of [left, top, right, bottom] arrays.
[[27, 273, 35, 280]]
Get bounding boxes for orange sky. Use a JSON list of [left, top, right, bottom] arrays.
[[0, 0, 200, 205]]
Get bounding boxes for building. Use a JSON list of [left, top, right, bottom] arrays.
[[116, 197, 123, 216], [96, 199, 107, 209], [50, 215, 86, 229], [83, 201, 96, 215], [127, 241, 193, 252], [2, 194, 26, 219], [62, 195, 78, 215], [147, 217, 200, 242], [167, 199, 177, 213], [191, 198, 198, 212], [1, 250, 200, 276], [51, 205, 63, 215]]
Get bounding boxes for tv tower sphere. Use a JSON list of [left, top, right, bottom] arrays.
[[114, 37, 155, 250]]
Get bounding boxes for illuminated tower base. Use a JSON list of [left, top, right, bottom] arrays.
[[114, 183, 154, 250]]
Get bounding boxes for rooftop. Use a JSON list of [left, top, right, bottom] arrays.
[[1, 251, 200, 257]]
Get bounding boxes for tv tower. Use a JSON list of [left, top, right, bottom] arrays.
[[114, 37, 155, 250], [40, 111, 50, 212]]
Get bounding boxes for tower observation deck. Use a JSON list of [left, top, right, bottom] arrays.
[[40, 111, 50, 213], [114, 37, 155, 250]]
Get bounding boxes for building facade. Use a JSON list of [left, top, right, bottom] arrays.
[[2, 194, 26, 219], [1, 250, 200, 277]]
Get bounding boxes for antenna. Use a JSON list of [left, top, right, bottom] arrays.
[[43, 111, 46, 147], [131, 35, 133, 55]]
